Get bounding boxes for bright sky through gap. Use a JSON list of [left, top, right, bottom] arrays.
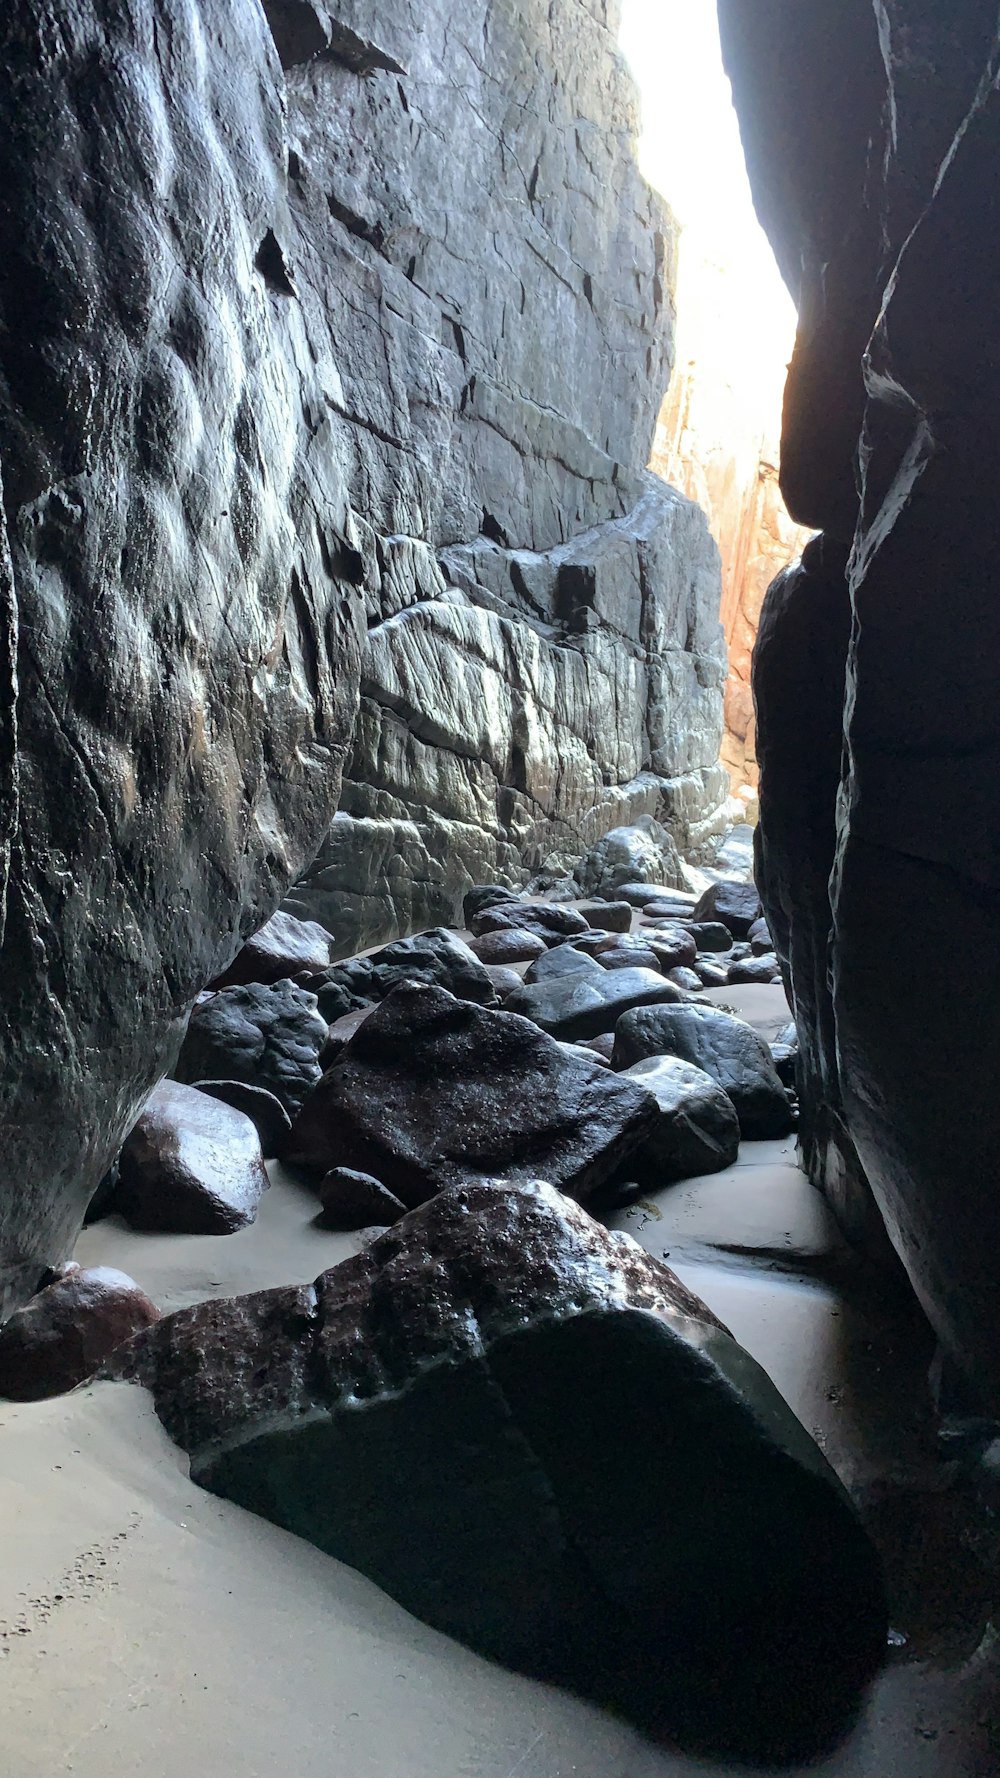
[[618, 0, 797, 367]]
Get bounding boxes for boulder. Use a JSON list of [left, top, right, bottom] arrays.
[[729, 955, 782, 985], [598, 945, 662, 973], [643, 926, 698, 971], [771, 1023, 799, 1090], [577, 900, 632, 932], [674, 921, 734, 953], [116, 1081, 270, 1235], [0, 1265, 160, 1401], [666, 967, 704, 993], [523, 945, 603, 986], [462, 886, 520, 927], [469, 928, 546, 966], [112, 1182, 886, 1754], [505, 967, 685, 1044], [191, 1080, 292, 1159], [692, 880, 763, 938], [211, 911, 334, 990], [470, 902, 590, 945], [615, 882, 696, 910], [311, 929, 499, 1024], [317, 1169, 407, 1231], [483, 965, 525, 1000], [624, 1057, 741, 1182], [693, 955, 730, 989], [572, 820, 683, 897], [612, 1004, 794, 1139], [749, 917, 774, 956], [174, 981, 328, 1118], [284, 983, 659, 1209]]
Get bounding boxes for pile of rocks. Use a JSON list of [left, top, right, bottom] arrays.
[[0, 866, 891, 1754]]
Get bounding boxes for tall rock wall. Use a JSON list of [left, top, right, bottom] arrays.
[[0, 0, 365, 1313], [274, 0, 729, 954], [719, 1, 1000, 1401], [0, 0, 726, 1304]]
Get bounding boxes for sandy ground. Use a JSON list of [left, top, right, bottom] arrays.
[[2, 983, 997, 1777]]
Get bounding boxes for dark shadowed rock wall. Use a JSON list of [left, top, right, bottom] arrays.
[[720, 1, 1000, 1400], [273, 0, 729, 953], [0, 0, 725, 1306], [0, 0, 366, 1311]]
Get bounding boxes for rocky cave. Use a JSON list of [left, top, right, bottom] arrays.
[[0, 2, 998, 1774]]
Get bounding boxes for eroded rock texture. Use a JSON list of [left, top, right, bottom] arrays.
[[276, 0, 729, 954], [112, 1183, 886, 1754], [0, 0, 365, 1311], [720, 4, 1000, 1395]]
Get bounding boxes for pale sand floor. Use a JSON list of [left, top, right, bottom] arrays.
[[2, 984, 996, 1776]]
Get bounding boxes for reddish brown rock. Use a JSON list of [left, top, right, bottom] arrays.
[[469, 928, 547, 966], [0, 1266, 159, 1400], [598, 945, 662, 972], [211, 910, 334, 989], [644, 926, 698, 971], [192, 1080, 292, 1158], [576, 900, 632, 932], [116, 1081, 269, 1235]]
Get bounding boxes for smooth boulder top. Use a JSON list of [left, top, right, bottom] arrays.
[[111, 1181, 887, 1753], [0, 1264, 160, 1401], [623, 1055, 741, 1183], [284, 982, 660, 1208], [524, 944, 604, 985], [612, 1002, 795, 1140], [115, 1080, 270, 1235], [192, 1079, 292, 1158], [693, 879, 763, 938], [210, 909, 334, 989], [504, 966, 686, 1043], [470, 901, 590, 945], [615, 882, 698, 911]]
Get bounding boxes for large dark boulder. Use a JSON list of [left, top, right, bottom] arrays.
[[0, 0, 363, 1311], [0, 1264, 159, 1400], [504, 965, 684, 1043], [174, 982, 328, 1118], [613, 1003, 794, 1140], [719, 3, 1000, 1386], [284, 982, 659, 1207], [111, 1182, 887, 1760]]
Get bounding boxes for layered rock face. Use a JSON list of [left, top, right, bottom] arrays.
[[720, 3, 1000, 1396], [0, 0, 365, 1313], [276, 0, 729, 954]]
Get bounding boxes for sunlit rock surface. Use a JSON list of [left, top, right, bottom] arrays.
[[277, 0, 729, 955]]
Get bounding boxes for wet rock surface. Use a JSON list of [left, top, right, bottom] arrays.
[[211, 913, 334, 990], [612, 1003, 794, 1140], [719, 2, 1000, 1386], [692, 879, 762, 938], [115, 1082, 269, 1235], [311, 929, 498, 1022], [0, 1265, 160, 1400], [316, 1168, 406, 1231], [623, 1056, 741, 1183], [174, 982, 328, 1119], [504, 966, 684, 1043], [111, 1180, 886, 1759], [192, 1081, 293, 1159], [285, 982, 659, 1207], [277, 0, 728, 959], [0, 0, 365, 1310]]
